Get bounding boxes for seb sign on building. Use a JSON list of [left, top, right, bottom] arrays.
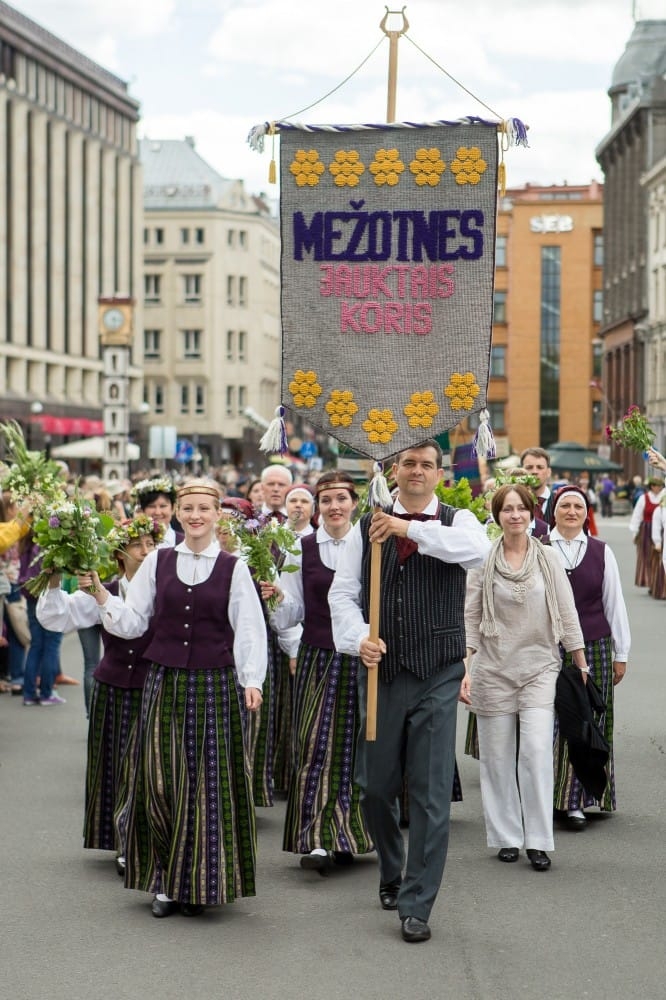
[[529, 214, 574, 234]]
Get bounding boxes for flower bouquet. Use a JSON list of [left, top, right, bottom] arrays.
[[606, 406, 655, 454], [25, 495, 117, 596], [0, 420, 65, 506], [232, 516, 300, 610]]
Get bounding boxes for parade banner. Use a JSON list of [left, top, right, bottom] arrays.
[[279, 118, 499, 461]]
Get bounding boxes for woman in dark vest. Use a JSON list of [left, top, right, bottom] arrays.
[[262, 470, 373, 872], [37, 514, 164, 873], [86, 480, 267, 918], [628, 475, 665, 588], [550, 486, 630, 828]]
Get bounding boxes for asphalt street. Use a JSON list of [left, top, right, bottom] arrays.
[[1, 516, 664, 1000]]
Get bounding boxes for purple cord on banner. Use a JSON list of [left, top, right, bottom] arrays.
[[508, 118, 529, 147]]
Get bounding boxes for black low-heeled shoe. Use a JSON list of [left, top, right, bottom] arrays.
[[379, 880, 401, 910], [526, 849, 551, 871], [181, 903, 205, 917], [497, 847, 519, 863], [151, 897, 179, 918]]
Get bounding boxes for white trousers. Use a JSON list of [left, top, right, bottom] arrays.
[[477, 708, 555, 852]]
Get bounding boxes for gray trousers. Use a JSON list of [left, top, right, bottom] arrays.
[[355, 662, 464, 922]]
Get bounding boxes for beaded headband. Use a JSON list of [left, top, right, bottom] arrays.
[[177, 483, 220, 501], [315, 480, 356, 497]]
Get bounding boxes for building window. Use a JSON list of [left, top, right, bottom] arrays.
[[183, 274, 202, 304], [540, 245, 561, 447], [238, 386, 246, 413], [488, 402, 506, 432], [593, 231, 604, 268], [238, 330, 247, 361], [239, 230, 248, 249], [593, 289, 603, 324], [592, 400, 603, 434], [143, 227, 149, 245], [239, 276, 247, 307], [180, 228, 190, 245], [144, 274, 162, 304], [227, 229, 236, 248], [493, 290, 507, 324], [227, 276, 236, 306], [195, 228, 205, 244], [154, 228, 164, 245], [490, 345, 506, 377], [154, 383, 165, 414], [182, 329, 202, 359], [226, 385, 234, 416], [226, 330, 234, 361], [195, 384, 205, 414], [180, 384, 189, 414], [592, 339, 603, 380], [144, 329, 161, 359], [495, 234, 507, 268]]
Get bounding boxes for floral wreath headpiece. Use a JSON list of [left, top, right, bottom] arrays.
[[107, 513, 165, 552], [130, 476, 176, 504]]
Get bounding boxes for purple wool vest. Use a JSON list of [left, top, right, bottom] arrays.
[[94, 579, 153, 689], [566, 537, 611, 642], [300, 533, 335, 651], [143, 547, 236, 670]]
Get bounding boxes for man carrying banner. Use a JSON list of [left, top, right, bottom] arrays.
[[329, 439, 490, 943]]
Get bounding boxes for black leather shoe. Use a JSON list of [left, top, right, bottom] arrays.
[[379, 880, 401, 910], [565, 815, 587, 831], [300, 851, 332, 875], [401, 916, 431, 943], [332, 851, 354, 866], [115, 855, 126, 877], [526, 849, 551, 871], [497, 847, 519, 863], [181, 904, 205, 917], [151, 897, 179, 918]]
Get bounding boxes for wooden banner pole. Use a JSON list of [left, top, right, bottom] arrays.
[[365, 8, 410, 742]]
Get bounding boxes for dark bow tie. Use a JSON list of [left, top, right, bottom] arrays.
[[394, 510, 436, 563]]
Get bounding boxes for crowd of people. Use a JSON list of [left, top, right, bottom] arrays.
[[0, 439, 652, 943]]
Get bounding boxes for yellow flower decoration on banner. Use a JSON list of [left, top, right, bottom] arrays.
[[369, 148, 405, 186], [404, 391, 440, 428], [329, 150, 365, 187], [450, 146, 487, 186], [444, 372, 481, 411], [325, 389, 359, 428], [362, 408, 399, 445], [289, 149, 326, 187], [409, 147, 446, 187], [288, 369, 323, 408]]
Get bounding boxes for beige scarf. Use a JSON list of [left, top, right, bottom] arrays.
[[479, 534, 564, 643]]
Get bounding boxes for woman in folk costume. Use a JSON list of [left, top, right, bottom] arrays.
[[130, 476, 182, 548], [628, 476, 666, 589], [86, 481, 267, 917], [649, 493, 666, 600], [216, 497, 301, 808], [262, 471, 373, 872], [36, 514, 164, 873], [549, 486, 630, 826], [463, 484, 589, 871]]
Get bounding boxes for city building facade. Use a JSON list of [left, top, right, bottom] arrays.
[[643, 154, 666, 452], [0, 1, 143, 458], [596, 17, 666, 475], [140, 137, 281, 470], [478, 182, 604, 458]]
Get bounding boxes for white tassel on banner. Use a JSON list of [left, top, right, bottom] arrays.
[[472, 409, 497, 460], [259, 406, 288, 455], [368, 462, 393, 510]]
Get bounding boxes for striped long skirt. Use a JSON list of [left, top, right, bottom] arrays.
[[245, 627, 277, 807], [283, 644, 373, 856], [124, 665, 256, 905], [272, 642, 293, 796], [83, 680, 142, 853], [649, 548, 666, 599], [634, 522, 653, 588], [554, 636, 616, 812]]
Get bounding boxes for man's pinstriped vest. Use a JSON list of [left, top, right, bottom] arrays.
[[359, 503, 467, 684]]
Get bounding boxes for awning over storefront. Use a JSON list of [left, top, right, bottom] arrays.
[[33, 415, 105, 436]]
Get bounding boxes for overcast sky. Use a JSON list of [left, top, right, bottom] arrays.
[[8, 0, 661, 195]]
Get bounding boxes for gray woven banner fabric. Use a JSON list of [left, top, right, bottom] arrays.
[[280, 122, 498, 461]]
